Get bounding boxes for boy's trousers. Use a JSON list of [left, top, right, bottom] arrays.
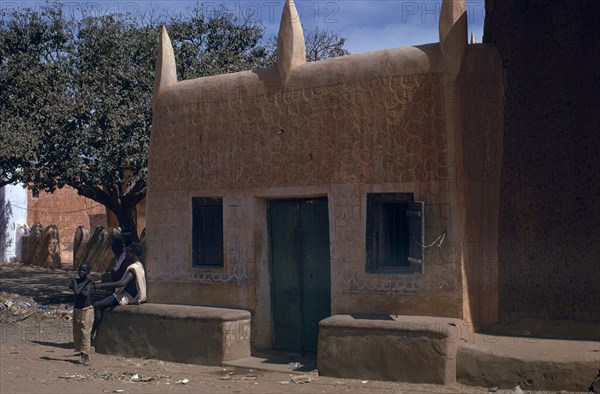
[[73, 305, 94, 355]]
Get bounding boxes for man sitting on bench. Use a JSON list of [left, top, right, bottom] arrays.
[[91, 242, 146, 339]]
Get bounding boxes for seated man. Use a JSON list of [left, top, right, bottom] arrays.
[[91, 242, 146, 339], [109, 231, 133, 281]]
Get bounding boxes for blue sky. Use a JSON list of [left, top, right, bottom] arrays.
[[5, 1, 485, 54]]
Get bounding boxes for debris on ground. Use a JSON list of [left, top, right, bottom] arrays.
[[58, 373, 87, 381], [291, 373, 317, 384], [511, 384, 524, 394], [0, 291, 72, 323], [99, 372, 116, 381]]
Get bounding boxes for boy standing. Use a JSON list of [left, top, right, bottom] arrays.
[[70, 262, 93, 365]]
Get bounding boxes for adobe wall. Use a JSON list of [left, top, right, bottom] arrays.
[[27, 187, 107, 264], [484, 0, 600, 323], [146, 36, 504, 347], [458, 44, 504, 327]]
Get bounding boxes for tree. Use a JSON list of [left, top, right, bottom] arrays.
[[264, 26, 351, 66], [0, 3, 271, 240], [304, 27, 350, 62], [167, 7, 272, 80]]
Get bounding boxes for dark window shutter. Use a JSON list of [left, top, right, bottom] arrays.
[[366, 196, 376, 271], [192, 197, 223, 267], [406, 201, 424, 273]]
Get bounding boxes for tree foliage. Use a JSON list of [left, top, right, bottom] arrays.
[[264, 26, 351, 66], [0, 3, 349, 238], [167, 8, 272, 80], [0, 4, 71, 188]]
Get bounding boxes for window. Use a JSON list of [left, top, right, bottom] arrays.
[[192, 197, 223, 267], [366, 193, 424, 273]]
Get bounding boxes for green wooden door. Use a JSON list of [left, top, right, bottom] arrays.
[[269, 198, 331, 353]]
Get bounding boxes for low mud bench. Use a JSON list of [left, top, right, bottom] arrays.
[[95, 303, 251, 365], [317, 314, 467, 384]]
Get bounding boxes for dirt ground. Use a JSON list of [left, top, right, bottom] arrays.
[[0, 262, 579, 394]]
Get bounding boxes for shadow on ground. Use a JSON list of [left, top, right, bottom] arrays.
[[0, 262, 109, 306]]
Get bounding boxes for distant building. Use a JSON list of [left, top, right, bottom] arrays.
[[26, 187, 110, 264], [0, 184, 28, 263]]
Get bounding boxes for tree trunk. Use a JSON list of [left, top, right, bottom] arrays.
[[114, 204, 140, 243]]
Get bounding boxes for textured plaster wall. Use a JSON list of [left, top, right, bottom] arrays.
[[484, 0, 600, 323], [150, 73, 448, 189], [458, 45, 504, 327]]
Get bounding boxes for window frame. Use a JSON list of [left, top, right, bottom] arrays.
[[366, 193, 424, 274]]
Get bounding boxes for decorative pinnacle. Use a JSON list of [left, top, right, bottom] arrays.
[[277, 0, 306, 85], [439, 0, 468, 79], [153, 25, 177, 105]]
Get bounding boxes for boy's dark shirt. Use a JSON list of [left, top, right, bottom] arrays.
[[72, 278, 93, 309]]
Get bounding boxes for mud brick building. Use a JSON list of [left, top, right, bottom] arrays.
[[145, 0, 504, 352]]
